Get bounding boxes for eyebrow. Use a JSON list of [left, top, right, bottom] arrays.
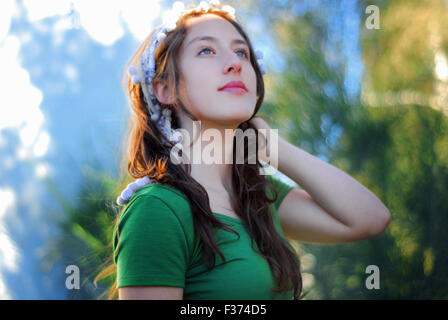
[[185, 35, 249, 50]]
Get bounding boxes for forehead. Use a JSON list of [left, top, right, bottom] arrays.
[[183, 14, 242, 43]]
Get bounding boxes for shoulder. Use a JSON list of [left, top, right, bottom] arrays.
[[116, 183, 195, 243], [113, 183, 196, 264], [120, 183, 192, 222]]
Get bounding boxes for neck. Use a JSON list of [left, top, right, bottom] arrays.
[[176, 116, 240, 191]]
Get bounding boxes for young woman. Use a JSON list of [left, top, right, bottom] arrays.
[[111, 1, 391, 300]]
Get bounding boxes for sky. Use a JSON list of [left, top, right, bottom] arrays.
[[0, 0, 171, 300], [0, 0, 363, 299]]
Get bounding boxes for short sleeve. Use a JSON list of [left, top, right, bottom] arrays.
[[113, 195, 189, 288], [266, 175, 295, 210]]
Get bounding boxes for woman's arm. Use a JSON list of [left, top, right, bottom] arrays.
[[250, 116, 391, 243]]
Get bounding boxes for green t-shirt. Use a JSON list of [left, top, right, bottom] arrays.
[[113, 174, 297, 300]]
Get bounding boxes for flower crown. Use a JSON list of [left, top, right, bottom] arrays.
[[118, 0, 266, 206]]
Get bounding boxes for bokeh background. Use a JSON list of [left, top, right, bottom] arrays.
[[0, 0, 447, 299]]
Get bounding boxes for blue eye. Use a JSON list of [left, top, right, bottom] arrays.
[[198, 47, 214, 55], [198, 47, 249, 59], [236, 49, 249, 58]]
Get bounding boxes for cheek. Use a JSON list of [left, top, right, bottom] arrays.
[[179, 76, 215, 116], [248, 72, 257, 96]]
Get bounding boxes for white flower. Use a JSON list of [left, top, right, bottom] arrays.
[[127, 182, 140, 192], [116, 196, 126, 205], [171, 130, 183, 144], [156, 32, 166, 42], [121, 188, 133, 200], [136, 176, 151, 187], [198, 1, 209, 11], [259, 63, 267, 75], [221, 5, 236, 18]]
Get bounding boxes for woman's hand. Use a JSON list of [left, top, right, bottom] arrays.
[[249, 116, 272, 131]]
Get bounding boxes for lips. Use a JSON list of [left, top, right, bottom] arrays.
[[218, 81, 248, 92]]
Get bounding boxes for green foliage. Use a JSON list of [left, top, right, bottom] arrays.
[[43, 167, 120, 299], [259, 0, 448, 299]]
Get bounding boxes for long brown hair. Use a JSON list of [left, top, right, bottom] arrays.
[[95, 3, 305, 300]]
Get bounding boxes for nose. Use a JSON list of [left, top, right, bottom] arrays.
[[223, 51, 242, 74]]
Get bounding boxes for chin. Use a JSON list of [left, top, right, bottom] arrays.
[[197, 103, 255, 127], [218, 111, 254, 126], [202, 116, 247, 129]]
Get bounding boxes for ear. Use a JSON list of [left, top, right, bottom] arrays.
[[153, 79, 175, 105]]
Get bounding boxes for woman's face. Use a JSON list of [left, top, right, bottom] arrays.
[[176, 14, 257, 129]]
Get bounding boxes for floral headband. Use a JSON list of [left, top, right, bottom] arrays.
[[118, 0, 266, 206]]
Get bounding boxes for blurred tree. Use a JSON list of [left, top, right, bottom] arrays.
[[262, 0, 448, 299], [43, 166, 122, 299], [354, 0, 448, 298]]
